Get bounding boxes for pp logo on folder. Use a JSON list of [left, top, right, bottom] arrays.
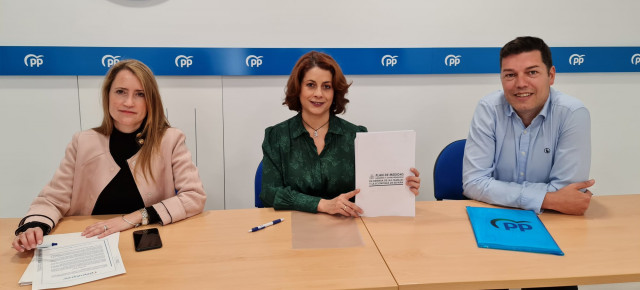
[[466, 206, 564, 255], [490, 219, 533, 232]]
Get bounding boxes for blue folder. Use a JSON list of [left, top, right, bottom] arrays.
[[466, 206, 564, 256]]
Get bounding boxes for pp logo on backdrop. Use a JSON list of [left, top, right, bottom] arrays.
[[569, 54, 585, 66], [101, 55, 120, 68], [24, 54, 44, 68], [245, 55, 263, 68], [175, 55, 193, 68], [632, 54, 640, 65], [381, 55, 398, 67], [444, 55, 461, 67], [490, 218, 532, 232]]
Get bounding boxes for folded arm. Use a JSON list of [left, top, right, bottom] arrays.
[[462, 103, 591, 214]]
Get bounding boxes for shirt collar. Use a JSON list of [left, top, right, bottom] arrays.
[[505, 87, 553, 120], [327, 115, 346, 135], [538, 87, 554, 119], [291, 113, 345, 139]]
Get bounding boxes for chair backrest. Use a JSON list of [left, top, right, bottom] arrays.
[[433, 139, 468, 201], [254, 160, 264, 208]]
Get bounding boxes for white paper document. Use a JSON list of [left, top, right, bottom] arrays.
[[355, 130, 416, 217], [19, 232, 125, 289]]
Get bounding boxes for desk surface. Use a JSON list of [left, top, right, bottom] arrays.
[[1, 208, 397, 290], [362, 194, 640, 290], [3, 195, 639, 290]]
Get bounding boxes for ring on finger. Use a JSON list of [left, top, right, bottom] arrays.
[[103, 225, 108, 233], [343, 205, 347, 211]]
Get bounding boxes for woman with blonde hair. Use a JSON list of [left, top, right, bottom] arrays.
[[12, 59, 206, 252]]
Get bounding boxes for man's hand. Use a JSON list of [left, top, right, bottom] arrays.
[[542, 179, 595, 215]]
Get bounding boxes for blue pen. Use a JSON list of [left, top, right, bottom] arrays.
[[249, 218, 285, 232], [36, 242, 58, 249]]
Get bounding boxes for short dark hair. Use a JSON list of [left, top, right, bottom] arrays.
[[283, 51, 351, 114], [500, 36, 553, 71]]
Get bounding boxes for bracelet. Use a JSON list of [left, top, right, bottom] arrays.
[[121, 215, 140, 228], [15, 221, 52, 236], [139, 208, 149, 226], [18, 214, 55, 228]]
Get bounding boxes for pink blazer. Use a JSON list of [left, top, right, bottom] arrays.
[[24, 128, 206, 227]]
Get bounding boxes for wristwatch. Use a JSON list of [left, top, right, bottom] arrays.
[[140, 208, 149, 226]]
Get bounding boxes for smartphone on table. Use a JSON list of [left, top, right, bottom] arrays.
[[133, 228, 162, 252]]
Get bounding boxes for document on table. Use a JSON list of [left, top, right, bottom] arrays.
[[19, 232, 125, 289], [466, 206, 564, 255], [355, 130, 416, 217]]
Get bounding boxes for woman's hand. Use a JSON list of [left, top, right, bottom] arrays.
[[12, 227, 44, 252], [81, 212, 141, 239], [317, 189, 363, 217], [407, 168, 421, 196]]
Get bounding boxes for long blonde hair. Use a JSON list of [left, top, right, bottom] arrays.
[[94, 59, 170, 182]]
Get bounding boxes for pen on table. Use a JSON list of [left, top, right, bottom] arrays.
[[249, 218, 285, 233], [36, 242, 58, 249]]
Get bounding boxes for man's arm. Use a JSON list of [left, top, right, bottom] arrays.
[[542, 180, 594, 215], [462, 100, 548, 213], [541, 107, 593, 214], [462, 102, 592, 214]]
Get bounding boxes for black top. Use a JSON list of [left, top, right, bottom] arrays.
[[17, 126, 163, 236], [92, 126, 146, 214], [92, 126, 160, 223]]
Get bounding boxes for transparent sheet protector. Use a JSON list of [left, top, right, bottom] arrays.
[[291, 211, 364, 249]]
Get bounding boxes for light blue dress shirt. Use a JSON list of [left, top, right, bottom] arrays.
[[462, 87, 591, 213]]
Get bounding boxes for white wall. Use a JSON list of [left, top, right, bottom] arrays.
[[0, 77, 80, 215], [2, 1, 639, 47], [1, 0, 639, 215]]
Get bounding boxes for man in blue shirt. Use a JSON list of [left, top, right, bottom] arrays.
[[463, 36, 594, 215]]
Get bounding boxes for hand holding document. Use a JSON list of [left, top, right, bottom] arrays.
[[19, 232, 125, 289], [355, 130, 416, 217]]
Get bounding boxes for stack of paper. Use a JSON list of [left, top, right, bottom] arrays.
[[19, 232, 125, 289], [355, 130, 416, 217]]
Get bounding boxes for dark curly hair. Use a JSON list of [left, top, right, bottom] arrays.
[[283, 51, 351, 114]]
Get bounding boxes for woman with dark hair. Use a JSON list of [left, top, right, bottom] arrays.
[[12, 59, 206, 252], [260, 51, 420, 216]]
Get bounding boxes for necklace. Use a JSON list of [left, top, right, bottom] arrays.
[[302, 118, 329, 138]]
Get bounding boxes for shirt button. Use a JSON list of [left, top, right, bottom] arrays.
[[521, 151, 526, 156], [520, 172, 524, 176], [523, 130, 527, 134], [147, 193, 152, 197]]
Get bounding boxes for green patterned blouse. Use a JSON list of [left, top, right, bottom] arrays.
[[260, 113, 367, 213]]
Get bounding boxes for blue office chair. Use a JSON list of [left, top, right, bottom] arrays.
[[254, 160, 264, 208], [433, 139, 468, 201]]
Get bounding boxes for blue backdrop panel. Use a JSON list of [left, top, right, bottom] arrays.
[[1, 46, 639, 76]]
